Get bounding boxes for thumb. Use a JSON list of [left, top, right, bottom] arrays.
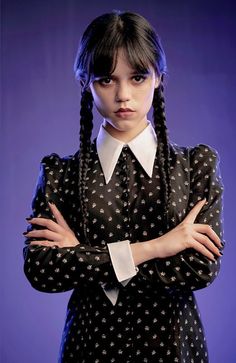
[[48, 201, 71, 230], [183, 199, 207, 224]]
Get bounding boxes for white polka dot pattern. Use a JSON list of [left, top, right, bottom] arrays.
[[23, 142, 224, 362]]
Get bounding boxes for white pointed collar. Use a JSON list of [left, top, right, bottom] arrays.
[[96, 121, 157, 184]]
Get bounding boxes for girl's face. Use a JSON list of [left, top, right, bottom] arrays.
[[89, 49, 160, 142]]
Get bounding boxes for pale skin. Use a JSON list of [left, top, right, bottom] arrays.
[[25, 48, 223, 263]]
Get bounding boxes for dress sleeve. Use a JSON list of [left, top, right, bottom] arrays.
[[23, 154, 118, 293], [135, 144, 224, 292]]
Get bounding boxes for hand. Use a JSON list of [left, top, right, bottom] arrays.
[[151, 199, 223, 261], [24, 202, 80, 248]]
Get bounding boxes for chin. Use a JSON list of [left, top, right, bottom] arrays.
[[113, 123, 136, 132]]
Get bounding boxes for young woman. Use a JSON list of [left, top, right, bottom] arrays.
[[23, 10, 224, 363]]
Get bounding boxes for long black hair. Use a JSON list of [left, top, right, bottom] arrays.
[[74, 10, 171, 242]]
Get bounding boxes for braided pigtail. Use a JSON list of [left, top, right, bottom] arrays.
[[78, 90, 93, 243], [153, 82, 171, 231]]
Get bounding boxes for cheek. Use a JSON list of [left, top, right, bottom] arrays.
[[136, 86, 155, 114], [91, 88, 109, 108], [138, 86, 155, 105], [91, 92, 110, 117], [138, 81, 155, 99], [92, 93, 101, 107]]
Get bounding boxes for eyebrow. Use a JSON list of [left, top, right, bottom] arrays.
[[92, 70, 152, 81], [100, 70, 151, 77], [129, 70, 151, 75]]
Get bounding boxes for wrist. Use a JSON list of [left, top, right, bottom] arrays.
[[130, 239, 157, 266]]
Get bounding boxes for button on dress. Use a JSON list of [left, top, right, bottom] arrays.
[[23, 141, 224, 363]]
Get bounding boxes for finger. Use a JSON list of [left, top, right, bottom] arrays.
[[24, 229, 60, 241], [193, 232, 221, 257], [188, 240, 216, 261], [184, 199, 206, 224], [48, 202, 71, 230], [27, 217, 64, 233], [29, 240, 60, 247], [193, 224, 222, 248]]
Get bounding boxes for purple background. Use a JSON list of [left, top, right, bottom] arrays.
[[1, 0, 236, 362]]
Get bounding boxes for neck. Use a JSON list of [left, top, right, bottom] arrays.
[[103, 120, 149, 143]]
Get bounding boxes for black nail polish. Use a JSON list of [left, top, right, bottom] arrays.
[[48, 199, 55, 205], [26, 217, 32, 221], [219, 251, 223, 256], [23, 231, 28, 235]]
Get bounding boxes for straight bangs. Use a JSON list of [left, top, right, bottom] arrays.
[[90, 38, 157, 80], [88, 34, 158, 84]]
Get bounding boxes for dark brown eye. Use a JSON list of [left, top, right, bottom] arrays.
[[133, 75, 146, 83], [98, 77, 112, 85]]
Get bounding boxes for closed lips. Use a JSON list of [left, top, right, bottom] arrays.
[[115, 108, 134, 112]]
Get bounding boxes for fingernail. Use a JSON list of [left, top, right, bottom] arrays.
[[48, 200, 54, 205], [26, 217, 32, 221], [23, 231, 28, 235], [219, 251, 223, 256]]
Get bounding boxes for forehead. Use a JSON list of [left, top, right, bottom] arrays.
[[110, 48, 153, 75], [112, 49, 136, 72]]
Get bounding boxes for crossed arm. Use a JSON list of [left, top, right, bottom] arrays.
[[23, 146, 224, 295], [25, 199, 222, 263]]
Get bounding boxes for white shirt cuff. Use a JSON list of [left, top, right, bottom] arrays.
[[107, 240, 138, 283]]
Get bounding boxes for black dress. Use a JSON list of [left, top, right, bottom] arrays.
[[23, 141, 224, 363]]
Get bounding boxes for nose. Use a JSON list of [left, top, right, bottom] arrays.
[[115, 81, 131, 102]]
